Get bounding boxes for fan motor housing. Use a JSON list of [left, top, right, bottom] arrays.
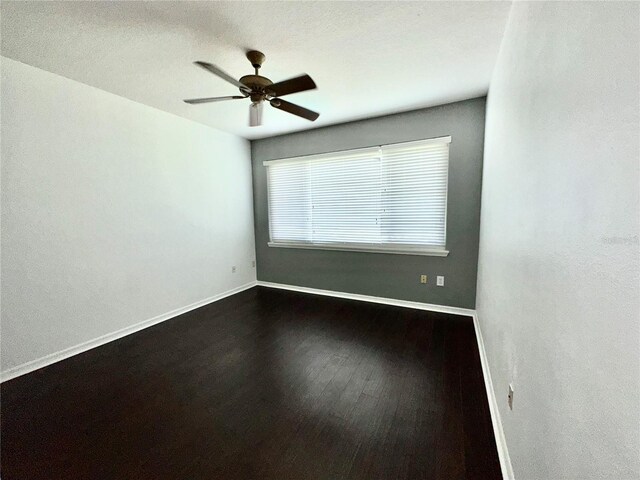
[[239, 75, 273, 102]]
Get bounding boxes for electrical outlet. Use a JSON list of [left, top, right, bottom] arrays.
[[508, 384, 514, 410], [420, 275, 427, 284], [251, 260, 256, 268], [231, 266, 237, 273], [436, 276, 445, 287]]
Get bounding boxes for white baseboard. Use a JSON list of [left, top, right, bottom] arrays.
[[0, 281, 258, 383], [473, 312, 514, 480], [256, 280, 475, 317]]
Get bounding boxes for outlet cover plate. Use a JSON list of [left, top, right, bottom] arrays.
[[508, 384, 514, 410]]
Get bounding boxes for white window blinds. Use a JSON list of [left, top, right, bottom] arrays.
[[264, 136, 450, 255]]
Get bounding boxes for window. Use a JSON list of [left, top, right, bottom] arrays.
[[264, 136, 450, 256]]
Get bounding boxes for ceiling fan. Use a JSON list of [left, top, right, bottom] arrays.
[[184, 50, 319, 127]]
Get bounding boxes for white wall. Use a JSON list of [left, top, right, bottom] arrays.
[[1, 57, 256, 376], [477, 2, 639, 479]]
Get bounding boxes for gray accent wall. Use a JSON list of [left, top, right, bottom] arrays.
[[251, 97, 485, 309]]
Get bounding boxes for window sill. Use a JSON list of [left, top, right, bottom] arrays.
[[267, 242, 449, 257]]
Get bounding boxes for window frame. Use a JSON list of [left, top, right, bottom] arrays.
[[264, 136, 451, 257]]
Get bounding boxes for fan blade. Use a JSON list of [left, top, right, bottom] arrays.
[[194, 61, 245, 89], [184, 96, 246, 104], [270, 98, 319, 121], [267, 74, 316, 97], [249, 102, 264, 127]]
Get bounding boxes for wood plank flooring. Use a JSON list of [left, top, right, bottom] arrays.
[[1, 286, 501, 479]]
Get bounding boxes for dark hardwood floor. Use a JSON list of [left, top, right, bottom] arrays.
[[1, 286, 501, 479]]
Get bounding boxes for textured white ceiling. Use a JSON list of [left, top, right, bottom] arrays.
[[1, 1, 512, 140]]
